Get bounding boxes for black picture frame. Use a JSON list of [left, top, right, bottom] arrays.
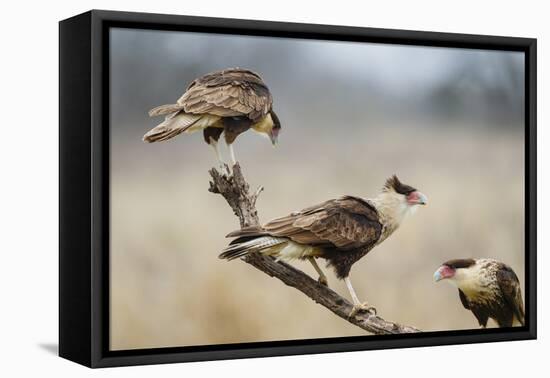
[[59, 9, 537, 368]]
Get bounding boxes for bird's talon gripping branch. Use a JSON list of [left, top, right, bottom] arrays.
[[221, 164, 232, 177], [308, 257, 329, 288], [349, 303, 377, 318]]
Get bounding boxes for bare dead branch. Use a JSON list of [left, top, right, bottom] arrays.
[[209, 163, 420, 335]]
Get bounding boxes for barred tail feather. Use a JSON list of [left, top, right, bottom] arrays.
[[143, 112, 201, 143], [219, 236, 286, 260], [148, 103, 185, 117], [225, 226, 266, 238]]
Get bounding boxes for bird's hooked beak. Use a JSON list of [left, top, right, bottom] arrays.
[[269, 111, 281, 146], [407, 191, 428, 206], [433, 265, 455, 282], [269, 130, 279, 146]]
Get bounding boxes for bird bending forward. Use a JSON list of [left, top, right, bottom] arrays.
[[220, 175, 427, 317], [434, 258, 525, 328], [143, 68, 281, 169]]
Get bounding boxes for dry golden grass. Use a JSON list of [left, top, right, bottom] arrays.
[[110, 124, 524, 350]]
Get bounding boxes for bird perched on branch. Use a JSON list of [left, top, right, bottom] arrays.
[[220, 175, 427, 316], [434, 258, 525, 328], [143, 68, 281, 170]]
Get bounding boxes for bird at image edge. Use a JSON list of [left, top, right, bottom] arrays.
[[220, 175, 427, 317], [434, 258, 525, 328], [143, 68, 281, 170]]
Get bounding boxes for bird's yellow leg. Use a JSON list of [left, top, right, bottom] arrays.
[[228, 143, 237, 167], [210, 137, 224, 165], [308, 257, 328, 287], [210, 137, 230, 175], [344, 276, 376, 317]]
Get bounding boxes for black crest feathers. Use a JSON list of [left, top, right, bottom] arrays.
[[383, 175, 416, 195]]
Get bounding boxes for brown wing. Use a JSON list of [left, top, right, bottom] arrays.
[[458, 289, 470, 309], [177, 68, 273, 122], [263, 195, 382, 251], [496, 265, 525, 326]]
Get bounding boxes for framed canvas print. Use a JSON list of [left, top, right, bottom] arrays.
[[59, 10, 536, 368]]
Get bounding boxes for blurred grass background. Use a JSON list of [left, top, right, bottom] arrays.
[[109, 29, 524, 350]]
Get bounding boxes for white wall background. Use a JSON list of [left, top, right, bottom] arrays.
[[0, 0, 546, 376]]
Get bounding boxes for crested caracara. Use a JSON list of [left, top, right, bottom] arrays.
[[434, 258, 525, 328], [220, 175, 427, 316], [143, 68, 281, 168]]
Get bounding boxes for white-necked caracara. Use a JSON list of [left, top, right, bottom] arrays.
[[143, 68, 281, 167], [434, 258, 525, 328], [220, 175, 427, 316]]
